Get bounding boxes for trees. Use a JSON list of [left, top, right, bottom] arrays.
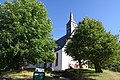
[[0, 0, 56, 70], [65, 17, 120, 73], [105, 41, 120, 72]]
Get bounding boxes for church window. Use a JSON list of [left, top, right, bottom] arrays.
[[55, 53, 58, 66]]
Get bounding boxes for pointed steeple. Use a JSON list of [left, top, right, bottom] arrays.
[[70, 10, 74, 21], [66, 11, 77, 36]]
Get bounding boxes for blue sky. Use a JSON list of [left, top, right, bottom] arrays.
[[1, 0, 120, 40]]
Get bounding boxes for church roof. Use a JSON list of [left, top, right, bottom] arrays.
[[55, 35, 69, 51], [55, 11, 77, 52]]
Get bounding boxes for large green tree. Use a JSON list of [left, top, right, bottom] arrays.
[[0, 0, 56, 70], [65, 17, 120, 73]]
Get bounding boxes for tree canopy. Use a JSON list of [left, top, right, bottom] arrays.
[[0, 0, 56, 70], [65, 17, 120, 73]]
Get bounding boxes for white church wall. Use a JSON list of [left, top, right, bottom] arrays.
[[61, 47, 79, 70], [52, 49, 62, 71], [61, 47, 69, 70], [70, 22, 75, 33]]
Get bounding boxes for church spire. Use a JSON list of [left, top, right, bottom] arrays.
[[70, 10, 74, 21], [66, 11, 77, 36]]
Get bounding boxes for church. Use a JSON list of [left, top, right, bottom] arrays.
[[51, 11, 88, 71]]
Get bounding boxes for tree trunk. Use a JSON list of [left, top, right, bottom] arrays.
[[44, 63, 47, 68], [78, 60, 83, 68], [94, 62, 103, 73], [15, 54, 24, 71]]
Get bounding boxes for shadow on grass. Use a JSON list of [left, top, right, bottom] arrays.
[[45, 76, 54, 80], [45, 76, 64, 80], [68, 69, 99, 80], [78, 69, 99, 79]]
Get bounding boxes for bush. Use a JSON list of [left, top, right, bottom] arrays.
[[108, 64, 120, 72]]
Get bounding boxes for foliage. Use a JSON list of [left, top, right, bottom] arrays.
[[65, 17, 120, 72], [0, 0, 56, 70], [106, 43, 120, 72]]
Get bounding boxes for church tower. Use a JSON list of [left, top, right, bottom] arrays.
[[66, 11, 77, 36]]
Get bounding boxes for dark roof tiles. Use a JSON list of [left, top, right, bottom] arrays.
[[55, 35, 69, 51]]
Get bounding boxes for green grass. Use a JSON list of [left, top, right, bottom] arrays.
[[0, 70, 33, 79], [70, 69, 120, 80], [1, 69, 119, 80], [0, 70, 64, 80], [45, 72, 64, 80]]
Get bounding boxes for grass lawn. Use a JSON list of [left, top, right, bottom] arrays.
[[1, 69, 120, 80], [0, 70, 64, 80], [71, 69, 120, 80], [0, 70, 33, 79]]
